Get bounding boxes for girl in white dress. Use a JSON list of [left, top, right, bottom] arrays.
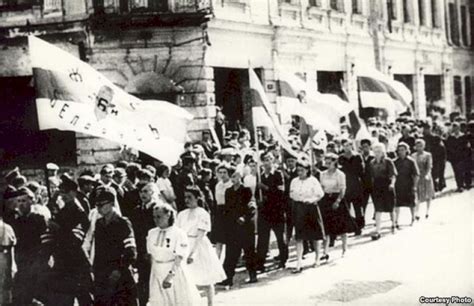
[[147, 203, 201, 306], [177, 187, 226, 306]]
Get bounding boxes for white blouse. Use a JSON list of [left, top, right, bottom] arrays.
[[320, 169, 346, 194], [176, 207, 211, 237], [147, 225, 189, 262], [289, 176, 324, 204]]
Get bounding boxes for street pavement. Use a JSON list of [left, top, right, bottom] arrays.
[[210, 187, 474, 306]]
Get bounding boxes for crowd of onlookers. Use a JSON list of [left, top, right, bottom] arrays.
[[0, 111, 472, 306]]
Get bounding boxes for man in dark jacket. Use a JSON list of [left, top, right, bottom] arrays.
[[218, 169, 257, 287], [256, 152, 288, 271], [128, 183, 158, 306], [446, 122, 471, 191], [10, 188, 49, 306], [92, 186, 138, 306], [339, 139, 365, 234], [43, 174, 92, 306]]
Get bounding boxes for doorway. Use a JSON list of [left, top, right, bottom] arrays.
[[213, 67, 251, 132]]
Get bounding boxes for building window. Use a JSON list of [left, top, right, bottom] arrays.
[[388, 0, 397, 20], [465, 76, 472, 115], [352, 0, 362, 14], [309, 0, 323, 7], [430, 0, 439, 27], [0, 0, 40, 9], [418, 0, 426, 25], [403, 0, 411, 23], [453, 75, 463, 111], [330, 0, 344, 12], [460, 5, 468, 46], [449, 2, 460, 46]]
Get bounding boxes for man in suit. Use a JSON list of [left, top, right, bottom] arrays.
[[218, 169, 257, 287]]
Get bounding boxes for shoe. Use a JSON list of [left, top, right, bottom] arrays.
[[355, 229, 362, 236], [371, 233, 381, 241], [391, 226, 396, 234], [456, 188, 463, 193], [291, 267, 303, 273], [320, 254, 329, 261], [216, 279, 233, 287], [246, 277, 258, 284], [415, 216, 420, 221], [329, 240, 335, 247], [395, 224, 400, 230], [425, 214, 429, 219], [278, 262, 286, 269]]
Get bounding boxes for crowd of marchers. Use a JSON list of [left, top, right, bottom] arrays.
[[0, 111, 472, 306]]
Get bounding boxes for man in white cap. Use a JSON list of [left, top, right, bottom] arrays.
[[46, 163, 60, 196]]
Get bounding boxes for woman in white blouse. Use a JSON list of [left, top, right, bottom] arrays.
[[177, 186, 226, 306], [156, 165, 177, 210], [289, 160, 325, 273], [147, 203, 200, 306], [319, 153, 356, 260]]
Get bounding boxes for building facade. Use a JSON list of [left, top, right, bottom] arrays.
[[0, 0, 472, 169]]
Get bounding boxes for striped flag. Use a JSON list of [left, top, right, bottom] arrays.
[[357, 66, 412, 114], [248, 68, 298, 156], [29, 36, 192, 165], [277, 72, 352, 133]]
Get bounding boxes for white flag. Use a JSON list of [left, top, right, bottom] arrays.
[[29, 36, 192, 165]]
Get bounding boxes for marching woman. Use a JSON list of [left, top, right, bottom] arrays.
[[394, 142, 420, 227], [177, 187, 226, 306], [147, 203, 201, 306], [369, 143, 397, 240], [289, 159, 325, 273], [319, 153, 357, 260], [412, 139, 435, 220]]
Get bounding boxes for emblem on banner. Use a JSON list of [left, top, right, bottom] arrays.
[[94, 85, 118, 120]]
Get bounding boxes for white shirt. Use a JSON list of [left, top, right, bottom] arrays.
[[243, 174, 257, 199], [289, 176, 324, 204], [320, 169, 346, 194], [215, 180, 233, 205]]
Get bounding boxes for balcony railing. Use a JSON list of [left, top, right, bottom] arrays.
[[94, 0, 211, 15], [0, 0, 41, 11]]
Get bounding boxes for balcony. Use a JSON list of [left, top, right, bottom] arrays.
[[90, 0, 213, 29]]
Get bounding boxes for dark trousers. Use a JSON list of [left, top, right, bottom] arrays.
[[285, 200, 293, 240], [346, 195, 364, 231], [136, 258, 150, 306], [452, 160, 472, 189], [223, 230, 257, 282], [256, 217, 288, 266], [432, 162, 446, 192], [94, 270, 137, 306]]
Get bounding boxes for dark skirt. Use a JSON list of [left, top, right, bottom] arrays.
[[395, 185, 416, 207], [292, 201, 324, 241], [372, 184, 396, 212], [319, 193, 357, 236], [210, 206, 226, 244]]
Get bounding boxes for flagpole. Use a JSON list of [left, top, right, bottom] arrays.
[[249, 64, 263, 205]]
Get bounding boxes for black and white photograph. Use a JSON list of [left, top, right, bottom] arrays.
[[0, 0, 472, 305]]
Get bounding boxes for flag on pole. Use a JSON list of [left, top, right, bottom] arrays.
[[248, 68, 298, 156], [277, 72, 352, 133], [29, 36, 192, 165], [357, 66, 412, 114]]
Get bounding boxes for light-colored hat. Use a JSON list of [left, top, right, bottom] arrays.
[[46, 163, 59, 171]]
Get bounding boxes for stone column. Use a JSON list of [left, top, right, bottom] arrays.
[[345, 56, 359, 113], [442, 64, 453, 115], [414, 64, 427, 119]]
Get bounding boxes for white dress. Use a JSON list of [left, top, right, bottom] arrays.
[[176, 207, 226, 286], [147, 225, 201, 306]]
